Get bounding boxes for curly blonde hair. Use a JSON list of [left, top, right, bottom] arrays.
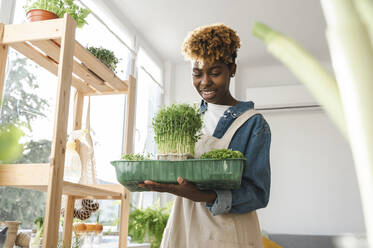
[[182, 23, 241, 65]]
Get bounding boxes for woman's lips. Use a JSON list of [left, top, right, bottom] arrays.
[[201, 90, 217, 99]]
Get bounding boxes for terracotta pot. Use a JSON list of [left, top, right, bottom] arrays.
[[26, 9, 58, 22]]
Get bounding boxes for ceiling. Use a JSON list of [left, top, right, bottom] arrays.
[[106, 0, 330, 65]]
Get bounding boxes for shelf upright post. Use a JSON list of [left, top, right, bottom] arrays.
[[0, 23, 9, 99], [62, 195, 76, 247], [43, 14, 76, 247], [119, 75, 136, 247], [123, 75, 136, 154]]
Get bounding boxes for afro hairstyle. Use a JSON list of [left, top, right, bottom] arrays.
[[181, 23, 241, 65]]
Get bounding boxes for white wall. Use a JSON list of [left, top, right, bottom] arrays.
[[170, 61, 366, 235], [171, 63, 200, 104], [257, 109, 365, 235]]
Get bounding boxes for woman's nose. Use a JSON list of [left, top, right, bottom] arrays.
[[201, 74, 211, 87]]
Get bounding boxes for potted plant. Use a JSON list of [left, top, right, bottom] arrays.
[[127, 201, 172, 248], [86, 46, 120, 73], [152, 104, 202, 160], [24, 0, 90, 28]]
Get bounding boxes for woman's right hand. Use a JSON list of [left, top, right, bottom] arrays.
[[139, 177, 217, 203]]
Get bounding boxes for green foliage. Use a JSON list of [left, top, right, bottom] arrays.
[[0, 124, 24, 163], [0, 186, 46, 228], [86, 46, 119, 72], [152, 104, 202, 155], [122, 153, 151, 161], [31, 216, 44, 247], [34, 216, 44, 230], [15, 139, 51, 164], [71, 230, 83, 248], [24, 0, 91, 28], [201, 149, 245, 159], [128, 201, 172, 248]]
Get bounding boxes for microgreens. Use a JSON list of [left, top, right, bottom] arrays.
[[122, 153, 151, 161], [152, 104, 202, 155], [201, 149, 245, 159]]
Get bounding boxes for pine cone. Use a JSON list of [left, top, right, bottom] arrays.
[[73, 208, 91, 221], [82, 199, 99, 212]]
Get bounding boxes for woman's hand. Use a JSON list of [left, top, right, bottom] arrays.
[[139, 177, 217, 204]]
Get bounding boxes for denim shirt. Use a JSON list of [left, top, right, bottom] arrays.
[[200, 100, 271, 215]]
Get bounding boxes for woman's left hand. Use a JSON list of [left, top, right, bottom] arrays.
[[139, 177, 217, 203]]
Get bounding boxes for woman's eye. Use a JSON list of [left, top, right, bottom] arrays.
[[209, 73, 220, 77], [192, 73, 202, 77]]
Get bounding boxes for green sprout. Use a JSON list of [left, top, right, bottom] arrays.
[[201, 149, 245, 159], [121, 153, 151, 161], [152, 104, 203, 156]]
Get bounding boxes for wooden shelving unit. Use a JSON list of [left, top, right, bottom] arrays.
[[0, 14, 136, 247]]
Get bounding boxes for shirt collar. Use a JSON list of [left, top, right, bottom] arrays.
[[199, 100, 254, 117]]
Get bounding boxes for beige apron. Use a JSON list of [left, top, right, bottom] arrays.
[[160, 108, 264, 248]]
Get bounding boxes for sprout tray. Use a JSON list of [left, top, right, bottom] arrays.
[[111, 159, 245, 192]]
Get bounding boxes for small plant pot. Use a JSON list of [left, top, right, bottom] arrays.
[[26, 9, 58, 23], [157, 153, 193, 161]]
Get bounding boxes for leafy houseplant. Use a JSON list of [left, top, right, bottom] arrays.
[[24, 0, 90, 28], [128, 201, 172, 248], [86, 46, 120, 73], [152, 104, 202, 158]]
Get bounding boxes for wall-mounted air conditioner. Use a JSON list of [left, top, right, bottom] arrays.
[[246, 84, 321, 112]]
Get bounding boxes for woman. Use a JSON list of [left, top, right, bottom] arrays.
[[140, 23, 271, 248]]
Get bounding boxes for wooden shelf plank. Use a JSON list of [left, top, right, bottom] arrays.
[[84, 86, 128, 96], [73, 41, 128, 92], [0, 163, 124, 198], [2, 19, 64, 44], [7, 182, 123, 199], [63, 182, 122, 199], [0, 164, 50, 186], [30, 40, 114, 93], [10, 42, 94, 95]]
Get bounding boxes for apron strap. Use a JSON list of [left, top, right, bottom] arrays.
[[214, 108, 258, 148]]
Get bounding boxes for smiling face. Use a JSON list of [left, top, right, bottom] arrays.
[[192, 61, 238, 106]]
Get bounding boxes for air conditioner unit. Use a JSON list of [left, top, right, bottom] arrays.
[[246, 84, 320, 111]]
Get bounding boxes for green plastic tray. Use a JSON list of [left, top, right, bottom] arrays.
[[111, 159, 245, 192]]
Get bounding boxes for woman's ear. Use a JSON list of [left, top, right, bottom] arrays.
[[230, 63, 237, 77]]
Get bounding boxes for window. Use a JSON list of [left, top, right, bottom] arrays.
[[132, 49, 173, 209]]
